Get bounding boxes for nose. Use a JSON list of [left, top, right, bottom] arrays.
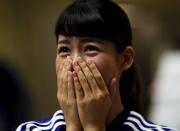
[[69, 52, 82, 72], [70, 52, 83, 63]]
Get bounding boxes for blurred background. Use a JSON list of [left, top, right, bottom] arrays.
[[0, 0, 180, 130]]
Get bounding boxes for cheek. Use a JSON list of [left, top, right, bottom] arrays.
[[86, 55, 119, 86], [98, 61, 117, 86]]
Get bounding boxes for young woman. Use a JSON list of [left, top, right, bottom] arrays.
[[16, 0, 175, 130]]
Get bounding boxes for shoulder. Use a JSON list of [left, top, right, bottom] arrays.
[[16, 110, 66, 131], [123, 110, 176, 131]]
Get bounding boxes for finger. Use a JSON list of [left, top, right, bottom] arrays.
[[77, 58, 99, 92], [58, 59, 70, 99], [108, 77, 117, 99], [57, 60, 65, 85], [66, 56, 73, 71], [62, 62, 69, 99], [87, 61, 107, 91], [61, 59, 72, 97], [57, 61, 68, 104], [57, 59, 66, 75], [61, 58, 71, 78], [58, 59, 68, 82], [57, 59, 66, 94], [58, 57, 72, 80], [61, 58, 72, 82], [67, 71, 76, 100], [57, 59, 67, 84], [73, 71, 84, 100], [73, 60, 92, 97]]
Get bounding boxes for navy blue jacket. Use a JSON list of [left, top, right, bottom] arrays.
[[16, 109, 175, 131]]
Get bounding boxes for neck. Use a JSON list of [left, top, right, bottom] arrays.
[[106, 88, 124, 125]]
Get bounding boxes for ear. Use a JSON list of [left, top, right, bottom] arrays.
[[120, 46, 135, 71]]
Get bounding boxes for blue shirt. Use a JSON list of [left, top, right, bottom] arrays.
[[16, 109, 175, 131]]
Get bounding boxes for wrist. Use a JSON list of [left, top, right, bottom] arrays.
[[66, 124, 81, 131], [84, 124, 106, 131]]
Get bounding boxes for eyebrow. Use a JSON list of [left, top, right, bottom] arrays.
[[57, 37, 105, 45], [79, 37, 105, 44], [57, 39, 70, 45]]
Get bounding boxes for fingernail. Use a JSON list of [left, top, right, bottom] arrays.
[[73, 71, 76, 74], [73, 60, 78, 66], [87, 60, 92, 64], [72, 71, 77, 77], [77, 56, 82, 62], [67, 56, 71, 62]]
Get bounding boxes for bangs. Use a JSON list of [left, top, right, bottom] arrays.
[[55, 2, 115, 40], [55, 0, 132, 51]]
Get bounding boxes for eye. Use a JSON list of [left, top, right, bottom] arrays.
[[57, 46, 71, 56], [84, 45, 99, 52]]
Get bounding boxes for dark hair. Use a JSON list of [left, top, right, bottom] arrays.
[[55, 0, 144, 114]]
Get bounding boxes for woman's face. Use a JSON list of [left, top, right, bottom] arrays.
[[56, 35, 124, 87]]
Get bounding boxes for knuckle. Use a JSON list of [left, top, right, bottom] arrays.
[[97, 93, 103, 99], [59, 75, 63, 82], [86, 97, 95, 104], [63, 76, 68, 83], [97, 91, 109, 99], [104, 91, 109, 97], [66, 100, 74, 106], [79, 77, 86, 83], [78, 97, 92, 107], [90, 63, 96, 69], [57, 74, 62, 81], [81, 62, 86, 68], [77, 99, 85, 107], [57, 93, 60, 100], [76, 84, 81, 91], [58, 95, 65, 103], [76, 65, 81, 71], [95, 74, 102, 81], [86, 73, 92, 79]]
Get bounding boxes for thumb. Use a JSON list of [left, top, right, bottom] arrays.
[[108, 77, 117, 100]]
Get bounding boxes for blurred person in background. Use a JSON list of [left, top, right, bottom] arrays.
[[16, 0, 175, 130], [121, 2, 180, 130], [150, 38, 180, 130], [0, 61, 31, 131]]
